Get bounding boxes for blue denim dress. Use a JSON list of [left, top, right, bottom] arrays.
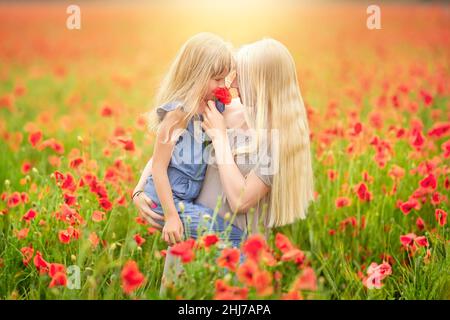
[[144, 101, 245, 248]]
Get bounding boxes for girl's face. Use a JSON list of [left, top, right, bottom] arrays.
[[205, 74, 226, 100], [198, 73, 227, 114]]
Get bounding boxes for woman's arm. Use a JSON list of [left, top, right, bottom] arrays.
[[133, 157, 153, 194], [133, 157, 164, 229], [202, 101, 271, 214]]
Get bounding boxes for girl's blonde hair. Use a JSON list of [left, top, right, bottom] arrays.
[[235, 38, 315, 228], [148, 32, 233, 132]]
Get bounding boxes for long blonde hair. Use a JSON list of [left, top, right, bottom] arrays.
[[235, 38, 315, 228], [148, 32, 233, 131]]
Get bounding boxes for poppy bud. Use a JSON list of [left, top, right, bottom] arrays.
[[178, 201, 185, 213]]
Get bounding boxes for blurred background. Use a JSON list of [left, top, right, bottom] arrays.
[[1, 0, 448, 155]]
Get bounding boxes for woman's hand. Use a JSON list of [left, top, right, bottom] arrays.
[[202, 100, 227, 142], [162, 215, 184, 246], [133, 192, 164, 230]]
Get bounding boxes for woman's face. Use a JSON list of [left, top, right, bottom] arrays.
[[230, 77, 240, 98], [228, 70, 240, 98]]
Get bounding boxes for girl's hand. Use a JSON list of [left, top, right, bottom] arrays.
[[133, 193, 164, 230], [163, 215, 184, 246], [202, 100, 227, 142]]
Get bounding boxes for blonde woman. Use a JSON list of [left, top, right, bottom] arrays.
[[202, 38, 315, 229]]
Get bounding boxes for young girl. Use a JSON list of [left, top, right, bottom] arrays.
[[134, 32, 245, 247]]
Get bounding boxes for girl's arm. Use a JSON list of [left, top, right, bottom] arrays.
[[202, 101, 271, 214], [152, 109, 186, 244]]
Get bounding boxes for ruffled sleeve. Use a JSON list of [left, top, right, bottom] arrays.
[[156, 101, 184, 122]]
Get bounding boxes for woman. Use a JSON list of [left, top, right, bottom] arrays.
[[202, 38, 315, 229]]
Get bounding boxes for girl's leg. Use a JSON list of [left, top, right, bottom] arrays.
[[180, 203, 247, 247], [181, 203, 247, 265], [160, 203, 248, 296], [159, 246, 184, 298]]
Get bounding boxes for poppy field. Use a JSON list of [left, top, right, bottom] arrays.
[[0, 2, 449, 300]]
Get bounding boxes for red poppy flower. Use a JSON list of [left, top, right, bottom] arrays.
[[355, 182, 372, 202], [7, 192, 21, 208], [20, 246, 34, 266], [217, 248, 240, 271], [214, 279, 248, 300], [399, 198, 419, 215], [282, 291, 303, 300], [33, 251, 49, 274], [442, 140, 450, 158], [133, 234, 146, 246], [117, 137, 135, 152], [335, 197, 351, 208], [293, 267, 318, 291], [16, 227, 29, 239], [253, 270, 274, 297], [213, 87, 232, 104], [49, 272, 67, 288], [419, 173, 437, 190], [28, 131, 42, 147], [236, 259, 259, 287], [58, 229, 71, 244], [89, 232, 100, 248], [116, 194, 127, 206], [147, 227, 158, 235], [99, 197, 112, 211], [281, 248, 306, 266], [170, 238, 196, 263], [21, 161, 32, 174], [400, 233, 416, 248], [410, 129, 425, 149], [275, 233, 295, 253], [430, 192, 444, 206], [435, 209, 447, 226], [427, 122, 450, 138], [22, 209, 37, 222], [49, 263, 66, 278], [121, 260, 145, 295], [92, 210, 106, 222], [20, 192, 29, 204], [39, 138, 65, 154], [419, 89, 433, 106], [63, 193, 77, 206], [203, 234, 219, 248], [416, 217, 425, 231], [242, 234, 267, 261], [339, 216, 358, 231], [101, 105, 113, 117], [135, 216, 147, 225], [57, 204, 84, 226], [61, 173, 77, 193], [69, 157, 83, 169], [414, 236, 429, 247]]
